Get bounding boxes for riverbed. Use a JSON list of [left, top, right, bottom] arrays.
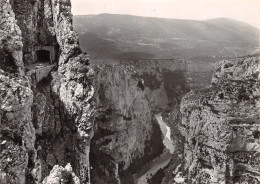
[[134, 113, 175, 184], [155, 113, 175, 154]]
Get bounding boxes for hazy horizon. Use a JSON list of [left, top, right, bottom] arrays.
[[74, 13, 260, 30], [71, 0, 260, 29]]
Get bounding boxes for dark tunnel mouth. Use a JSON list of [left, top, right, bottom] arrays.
[[36, 50, 50, 63]]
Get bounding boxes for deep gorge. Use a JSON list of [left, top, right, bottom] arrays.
[[0, 0, 259, 184]]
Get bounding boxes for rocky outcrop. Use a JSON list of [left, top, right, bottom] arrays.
[[180, 56, 260, 183], [93, 64, 151, 168], [0, 0, 24, 75], [3, 0, 251, 184], [9, 0, 58, 65], [1, 0, 95, 183], [0, 1, 35, 183], [33, 0, 95, 182], [42, 164, 80, 184], [120, 59, 213, 112], [0, 73, 34, 184], [1, 0, 155, 183], [93, 54, 213, 184], [90, 64, 152, 183], [51, 54, 95, 183]]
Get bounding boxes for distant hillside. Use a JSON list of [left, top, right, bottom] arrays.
[[73, 14, 260, 61]]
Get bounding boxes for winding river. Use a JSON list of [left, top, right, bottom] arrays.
[[134, 113, 175, 184]]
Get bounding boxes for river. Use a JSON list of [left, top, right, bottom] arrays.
[[134, 113, 175, 184]]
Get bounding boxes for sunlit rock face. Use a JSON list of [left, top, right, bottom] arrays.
[[0, 1, 34, 183], [34, 0, 95, 182], [180, 56, 260, 183], [42, 164, 80, 184], [1, 0, 95, 183], [121, 59, 213, 112], [106, 58, 213, 183], [4, 0, 256, 184], [90, 64, 152, 183]]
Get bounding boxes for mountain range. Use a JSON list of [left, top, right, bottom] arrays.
[[73, 14, 260, 62]]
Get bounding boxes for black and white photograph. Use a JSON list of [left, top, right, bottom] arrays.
[[0, 0, 260, 183]]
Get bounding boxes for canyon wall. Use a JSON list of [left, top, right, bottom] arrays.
[[0, 0, 24, 75], [86, 56, 213, 183], [0, 0, 95, 183], [2, 0, 256, 184], [0, 73, 34, 183], [0, 1, 34, 183], [90, 64, 153, 183], [0, 1, 158, 183], [9, 0, 58, 65], [92, 64, 152, 168], [120, 59, 213, 112], [178, 56, 260, 183]]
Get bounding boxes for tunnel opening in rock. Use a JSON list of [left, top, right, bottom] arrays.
[[36, 50, 50, 63]]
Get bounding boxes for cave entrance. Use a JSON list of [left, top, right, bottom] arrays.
[[36, 50, 50, 63]]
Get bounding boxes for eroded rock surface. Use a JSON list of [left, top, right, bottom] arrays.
[[179, 56, 260, 183], [90, 64, 152, 183], [0, 74, 34, 184], [1, 0, 95, 183], [42, 164, 80, 184], [93, 64, 152, 168], [0, 0, 24, 75], [121, 59, 213, 112], [2, 0, 257, 183]]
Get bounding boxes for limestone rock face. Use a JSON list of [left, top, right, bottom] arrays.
[[1, 0, 95, 183], [52, 54, 95, 183], [0, 75, 33, 112], [0, 2, 36, 184], [0, 0, 24, 75], [9, 0, 57, 65], [180, 56, 260, 183], [50, 1, 95, 181], [94, 65, 152, 166], [0, 74, 35, 184], [32, 0, 95, 182], [2, 0, 243, 183], [90, 64, 152, 183], [42, 164, 80, 184], [87, 58, 212, 183], [120, 59, 213, 112]]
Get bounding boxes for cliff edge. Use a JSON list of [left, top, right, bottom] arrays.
[[180, 56, 260, 183], [0, 0, 94, 183]]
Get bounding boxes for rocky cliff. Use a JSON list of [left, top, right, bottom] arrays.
[[88, 58, 214, 183], [2, 0, 257, 184], [178, 56, 260, 183], [120, 59, 213, 112], [0, 1, 160, 183], [92, 64, 152, 168], [0, 0, 24, 75], [89, 64, 155, 183], [0, 0, 94, 183]]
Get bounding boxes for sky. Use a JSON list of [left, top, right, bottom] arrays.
[[71, 0, 260, 29]]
